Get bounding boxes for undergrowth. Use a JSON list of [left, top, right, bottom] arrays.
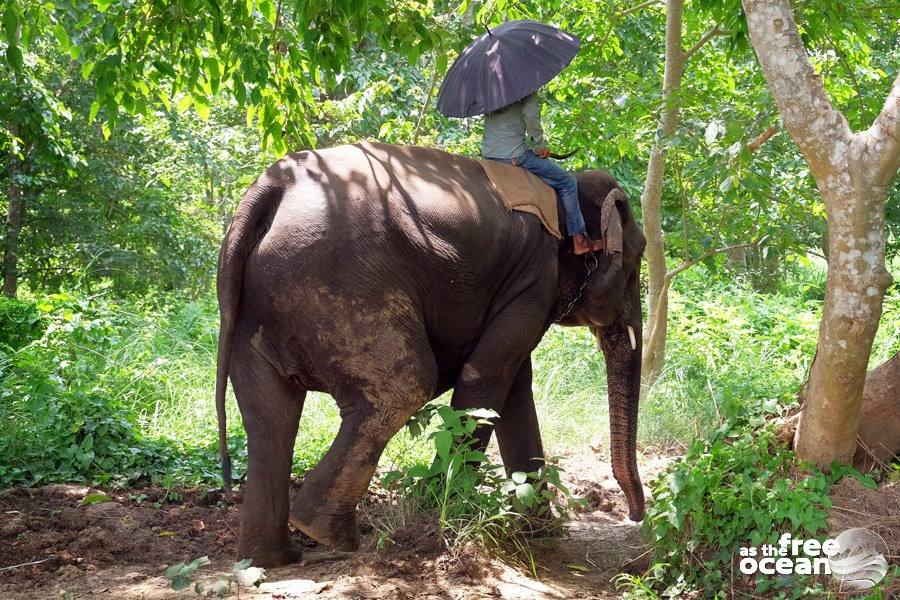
[[379, 404, 579, 572], [615, 401, 889, 599]]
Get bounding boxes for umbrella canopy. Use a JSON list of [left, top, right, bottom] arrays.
[[436, 20, 579, 118]]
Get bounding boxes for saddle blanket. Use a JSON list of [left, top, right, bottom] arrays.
[[476, 158, 563, 240]]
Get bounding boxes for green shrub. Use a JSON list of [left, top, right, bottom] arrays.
[[0, 296, 46, 350], [381, 404, 577, 570], [636, 403, 879, 598], [0, 291, 246, 487]]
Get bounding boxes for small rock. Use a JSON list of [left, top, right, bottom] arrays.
[[56, 564, 82, 581], [40, 484, 91, 498]]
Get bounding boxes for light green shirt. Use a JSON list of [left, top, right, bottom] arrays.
[[481, 93, 546, 160]]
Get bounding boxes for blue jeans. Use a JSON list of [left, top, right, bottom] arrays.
[[485, 149, 586, 236]]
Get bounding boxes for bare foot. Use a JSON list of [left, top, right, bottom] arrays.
[[573, 233, 590, 255], [573, 234, 605, 254]]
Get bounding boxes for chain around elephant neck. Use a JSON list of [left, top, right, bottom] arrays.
[[555, 252, 599, 323]]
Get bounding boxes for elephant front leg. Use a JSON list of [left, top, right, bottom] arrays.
[[495, 358, 545, 476], [450, 297, 549, 455]]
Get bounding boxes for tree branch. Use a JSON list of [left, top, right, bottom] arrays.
[[412, 62, 440, 145], [860, 71, 900, 188], [665, 240, 765, 280], [644, 238, 764, 361], [619, 0, 663, 18], [0, 558, 51, 572], [746, 125, 779, 153], [683, 25, 723, 61], [742, 0, 851, 175]]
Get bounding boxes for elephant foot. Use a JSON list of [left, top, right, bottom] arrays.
[[237, 540, 302, 568], [289, 503, 360, 552]]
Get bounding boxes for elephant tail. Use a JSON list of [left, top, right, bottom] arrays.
[[215, 184, 281, 498]]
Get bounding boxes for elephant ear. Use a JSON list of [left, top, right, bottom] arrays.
[[600, 189, 624, 269]]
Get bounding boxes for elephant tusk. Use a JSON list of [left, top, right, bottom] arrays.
[[627, 325, 637, 351]]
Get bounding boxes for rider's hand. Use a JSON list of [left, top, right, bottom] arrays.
[[535, 147, 550, 159]]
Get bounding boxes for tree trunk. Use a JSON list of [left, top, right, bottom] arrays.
[[640, 0, 685, 384], [3, 149, 24, 298], [743, 0, 899, 468]]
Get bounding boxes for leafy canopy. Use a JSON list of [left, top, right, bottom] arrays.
[[2, 0, 444, 153]]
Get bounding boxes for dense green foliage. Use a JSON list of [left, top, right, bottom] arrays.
[[0, 291, 247, 486], [642, 424, 862, 597]]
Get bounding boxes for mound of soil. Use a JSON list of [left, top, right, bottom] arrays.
[[0, 453, 660, 599]]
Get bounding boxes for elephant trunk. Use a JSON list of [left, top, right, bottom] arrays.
[[594, 287, 645, 521]]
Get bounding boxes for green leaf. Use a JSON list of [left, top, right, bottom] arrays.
[[152, 60, 176, 78], [93, 0, 114, 13], [81, 61, 95, 80], [2, 4, 18, 42], [53, 23, 70, 49], [433, 430, 451, 459], [515, 482, 536, 506], [407, 464, 430, 478], [176, 93, 193, 113], [719, 176, 734, 194], [511, 471, 527, 484], [5, 44, 22, 69], [81, 493, 114, 505], [194, 98, 210, 121]]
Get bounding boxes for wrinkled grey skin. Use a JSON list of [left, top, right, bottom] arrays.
[[216, 142, 646, 567]]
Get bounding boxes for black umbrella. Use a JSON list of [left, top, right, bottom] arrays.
[[436, 20, 579, 118]]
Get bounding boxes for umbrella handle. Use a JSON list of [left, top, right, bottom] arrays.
[[548, 148, 579, 160]]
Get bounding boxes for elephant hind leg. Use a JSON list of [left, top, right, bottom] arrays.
[[289, 318, 437, 551], [230, 339, 306, 567]]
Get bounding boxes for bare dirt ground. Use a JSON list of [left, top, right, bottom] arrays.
[[0, 453, 676, 600]]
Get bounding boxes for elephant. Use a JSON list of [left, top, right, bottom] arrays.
[[215, 141, 646, 567]]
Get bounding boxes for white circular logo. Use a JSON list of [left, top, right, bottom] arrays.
[[827, 528, 889, 591]]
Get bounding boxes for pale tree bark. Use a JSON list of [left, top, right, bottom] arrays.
[[743, 0, 899, 468], [3, 143, 24, 298], [640, 0, 685, 384]]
